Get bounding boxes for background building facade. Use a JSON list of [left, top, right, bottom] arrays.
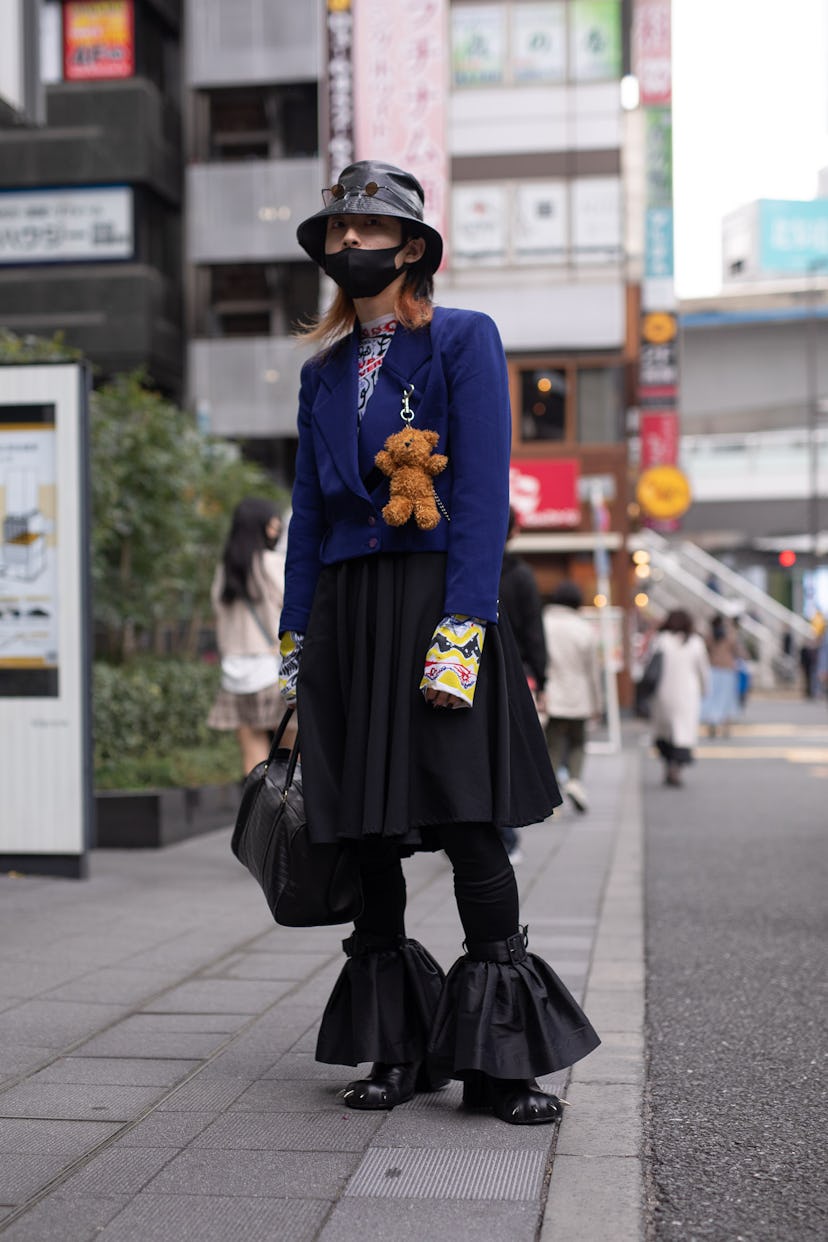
[[183, 0, 634, 620], [184, 0, 321, 481], [0, 0, 184, 394]]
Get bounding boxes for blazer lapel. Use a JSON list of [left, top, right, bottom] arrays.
[[312, 320, 435, 502], [378, 320, 433, 404], [312, 329, 366, 497]]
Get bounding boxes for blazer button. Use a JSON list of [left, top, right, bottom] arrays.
[[367, 516, 376, 526], [368, 537, 378, 549]]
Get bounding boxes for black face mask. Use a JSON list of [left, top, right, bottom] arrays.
[[324, 243, 406, 299]]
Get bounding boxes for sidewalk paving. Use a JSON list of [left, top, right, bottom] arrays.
[[0, 744, 645, 1242]]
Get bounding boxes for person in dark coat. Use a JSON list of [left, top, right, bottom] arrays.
[[500, 507, 548, 698], [277, 160, 599, 1126], [498, 507, 548, 859]]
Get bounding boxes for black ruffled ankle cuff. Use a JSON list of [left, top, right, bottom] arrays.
[[428, 945, 600, 1080], [316, 937, 446, 1067]]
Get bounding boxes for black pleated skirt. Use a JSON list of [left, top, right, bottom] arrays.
[[298, 552, 561, 849]]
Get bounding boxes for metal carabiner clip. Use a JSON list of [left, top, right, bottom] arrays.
[[400, 384, 415, 423]]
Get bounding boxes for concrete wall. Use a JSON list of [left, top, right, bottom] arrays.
[[680, 312, 828, 434], [186, 0, 320, 86]]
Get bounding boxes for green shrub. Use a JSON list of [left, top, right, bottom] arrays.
[[93, 657, 226, 769], [94, 738, 240, 791]]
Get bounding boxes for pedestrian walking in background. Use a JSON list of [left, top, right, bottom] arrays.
[[799, 639, 817, 698], [649, 609, 710, 787], [817, 624, 828, 702], [277, 160, 599, 1125], [542, 581, 602, 812], [497, 506, 549, 860], [700, 614, 742, 736], [802, 610, 826, 698], [207, 498, 293, 775], [733, 616, 755, 710]]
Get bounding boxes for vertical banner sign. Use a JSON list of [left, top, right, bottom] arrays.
[[0, 365, 92, 878], [63, 1, 135, 82], [634, 0, 674, 310], [632, 0, 671, 104], [639, 409, 678, 471], [352, 0, 449, 266], [326, 0, 354, 181], [633, 0, 686, 526]]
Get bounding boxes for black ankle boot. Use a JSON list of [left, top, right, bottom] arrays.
[[342, 1060, 445, 1111], [462, 1069, 563, 1125]]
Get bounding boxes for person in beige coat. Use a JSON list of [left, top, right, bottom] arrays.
[[207, 498, 294, 774], [543, 582, 603, 812], [649, 609, 710, 787]]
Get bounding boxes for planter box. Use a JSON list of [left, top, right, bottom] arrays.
[[95, 783, 240, 849]]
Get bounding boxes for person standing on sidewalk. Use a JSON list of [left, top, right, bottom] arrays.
[[278, 160, 599, 1126], [542, 581, 602, 812], [700, 614, 742, 737], [497, 506, 549, 860], [207, 498, 294, 775], [649, 609, 710, 787]]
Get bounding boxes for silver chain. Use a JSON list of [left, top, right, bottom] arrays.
[[400, 383, 450, 522], [433, 488, 451, 523]]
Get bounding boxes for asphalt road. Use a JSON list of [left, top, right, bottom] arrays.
[[642, 695, 828, 1242]]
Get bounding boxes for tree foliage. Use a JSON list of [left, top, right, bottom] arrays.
[[90, 373, 285, 658], [0, 328, 82, 363]]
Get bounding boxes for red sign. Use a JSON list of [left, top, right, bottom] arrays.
[[640, 411, 678, 470], [633, 0, 672, 105], [509, 459, 581, 529], [64, 1, 134, 82]]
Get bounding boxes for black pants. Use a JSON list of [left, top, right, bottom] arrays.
[[354, 823, 519, 947]]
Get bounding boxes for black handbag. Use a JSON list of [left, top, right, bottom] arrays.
[[231, 708, 363, 927]]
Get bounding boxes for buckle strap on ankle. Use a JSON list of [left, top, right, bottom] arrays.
[[464, 925, 529, 964], [342, 930, 407, 957]]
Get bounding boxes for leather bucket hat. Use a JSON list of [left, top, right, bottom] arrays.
[[296, 160, 443, 273]]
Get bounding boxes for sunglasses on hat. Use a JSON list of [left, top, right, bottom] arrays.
[[321, 181, 412, 211]]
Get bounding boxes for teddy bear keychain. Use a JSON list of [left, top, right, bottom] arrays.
[[374, 385, 449, 531]]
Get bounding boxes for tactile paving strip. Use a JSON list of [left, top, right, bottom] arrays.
[[344, 1147, 546, 1199]]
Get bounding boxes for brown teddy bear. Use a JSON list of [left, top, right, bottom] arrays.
[[375, 427, 448, 530]]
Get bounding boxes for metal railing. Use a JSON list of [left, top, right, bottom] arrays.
[[631, 529, 812, 688]]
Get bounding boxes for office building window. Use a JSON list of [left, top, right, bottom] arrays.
[[513, 359, 624, 444], [452, 178, 619, 267], [577, 367, 623, 443], [206, 84, 318, 161], [451, 1, 621, 88], [520, 367, 568, 441], [196, 263, 318, 338]]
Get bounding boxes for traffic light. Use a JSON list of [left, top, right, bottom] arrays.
[[778, 549, 797, 568]]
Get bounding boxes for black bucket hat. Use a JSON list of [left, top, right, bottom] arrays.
[[296, 160, 443, 273]]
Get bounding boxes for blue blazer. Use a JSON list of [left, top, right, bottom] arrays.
[[280, 306, 511, 633]]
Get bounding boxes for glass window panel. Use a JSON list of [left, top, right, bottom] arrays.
[[570, 1, 622, 82], [511, 3, 567, 84], [577, 367, 623, 443], [451, 4, 507, 87], [452, 184, 508, 264], [571, 177, 623, 264], [514, 181, 567, 263], [520, 368, 567, 441]]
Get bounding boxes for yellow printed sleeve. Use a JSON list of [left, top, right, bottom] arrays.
[[278, 631, 304, 704], [419, 615, 487, 708]]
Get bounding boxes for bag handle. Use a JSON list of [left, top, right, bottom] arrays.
[[265, 706, 300, 789], [244, 598, 276, 647]]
